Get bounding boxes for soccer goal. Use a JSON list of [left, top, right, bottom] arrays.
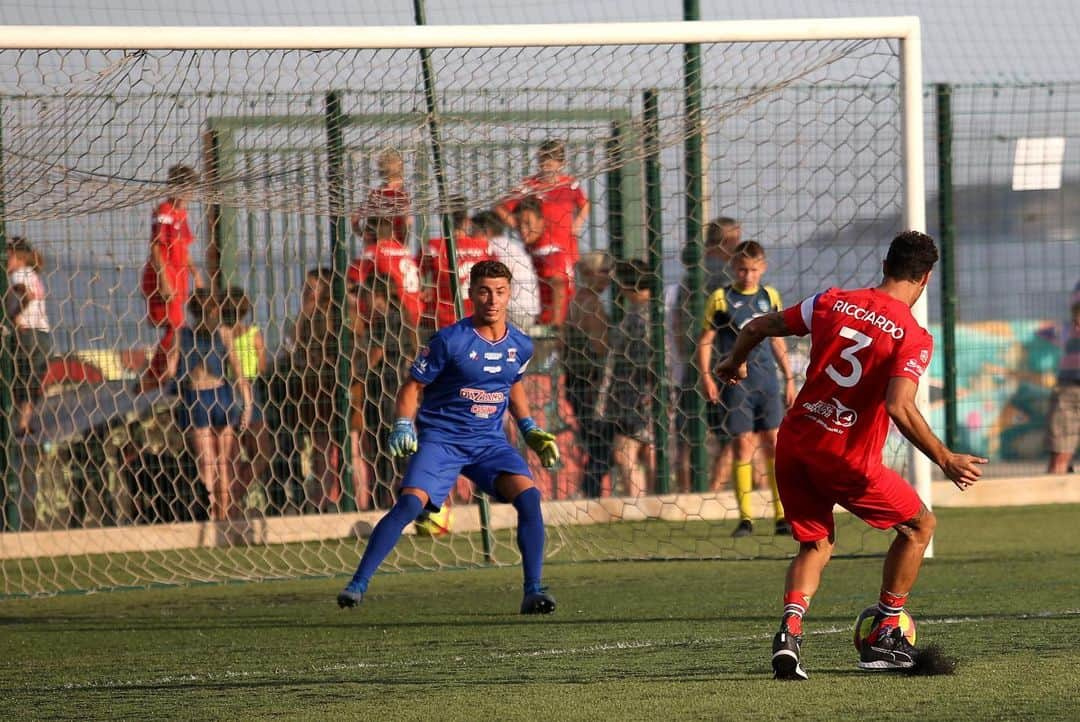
[[0, 18, 928, 596]]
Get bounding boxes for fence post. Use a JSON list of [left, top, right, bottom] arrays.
[[325, 89, 357, 513], [643, 89, 670, 493], [935, 83, 958, 449]]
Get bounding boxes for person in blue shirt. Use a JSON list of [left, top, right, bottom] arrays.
[[337, 260, 560, 614]]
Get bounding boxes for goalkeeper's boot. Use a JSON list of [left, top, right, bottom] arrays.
[[732, 519, 754, 538], [858, 624, 918, 671], [520, 587, 557, 615], [336, 585, 365, 609], [771, 622, 809, 681]]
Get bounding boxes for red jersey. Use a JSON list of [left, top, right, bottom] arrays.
[[141, 200, 194, 298], [360, 185, 411, 243], [527, 228, 575, 325], [780, 287, 933, 472], [499, 173, 587, 261], [421, 233, 494, 329], [347, 240, 424, 324]]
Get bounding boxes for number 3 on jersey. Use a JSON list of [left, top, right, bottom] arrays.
[[826, 326, 873, 388]]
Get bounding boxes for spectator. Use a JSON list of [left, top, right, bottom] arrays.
[[220, 286, 274, 511], [6, 237, 51, 439], [351, 148, 412, 245], [472, 210, 540, 329], [496, 138, 589, 267], [564, 251, 615, 497], [348, 213, 424, 327], [167, 289, 253, 522], [602, 260, 657, 497], [673, 216, 742, 492], [514, 197, 573, 326], [287, 267, 342, 512], [420, 195, 494, 330], [696, 241, 795, 537], [358, 275, 419, 508], [140, 164, 204, 388], [1047, 282, 1080, 473]]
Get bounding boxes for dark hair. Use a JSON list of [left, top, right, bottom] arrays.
[[514, 196, 543, 218], [615, 258, 652, 292], [538, 139, 566, 163], [731, 240, 766, 261], [471, 210, 506, 238], [470, 259, 513, 286], [166, 164, 198, 189], [446, 194, 469, 231], [219, 285, 251, 326], [187, 287, 217, 326], [6, 236, 44, 271], [705, 216, 739, 247], [883, 231, 939, 282]]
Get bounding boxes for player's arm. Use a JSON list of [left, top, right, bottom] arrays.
[[509, 381, 559, 468], [388, 377, 424, 457], [885, 376, 987, 490], [715, 312, 793, 383], [768, 336, 797, 407], [695, 327, 720, 403], [572, 199, 590, 239]]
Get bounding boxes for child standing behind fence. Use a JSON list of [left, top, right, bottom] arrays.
[[6, 237, 51, 438]]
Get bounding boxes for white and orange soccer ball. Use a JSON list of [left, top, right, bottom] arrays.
[[414, 504, 454, 537], [853, 605, 917, 652]]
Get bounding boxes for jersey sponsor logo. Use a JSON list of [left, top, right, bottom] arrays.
[[801, 396, 858, 430], [483, 365, 503, 373], [831, 300, 905, 339], [459, 388, 506, 403], [470, 404, 499, 418], [905, 358, 926, 375], [484, 352, 503, 360]]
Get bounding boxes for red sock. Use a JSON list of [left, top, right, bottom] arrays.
[[877, 589, 908, 626], [781, 591, 810, 636]]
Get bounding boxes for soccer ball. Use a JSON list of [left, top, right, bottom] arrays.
[[853, 605, 917, 651], [414, 504, 453, 537]]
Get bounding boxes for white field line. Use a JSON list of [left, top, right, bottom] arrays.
[[32, 609, 1080, 692]]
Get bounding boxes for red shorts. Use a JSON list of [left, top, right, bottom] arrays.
[[774, 432, 923, 542]]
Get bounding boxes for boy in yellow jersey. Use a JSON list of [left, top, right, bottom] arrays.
[[696, 242, 797, 536], [222, 286, 273, 513]]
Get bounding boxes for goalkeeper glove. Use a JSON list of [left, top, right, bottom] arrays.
[[518, 417, 559, 469], [388, 418, 418, 457]]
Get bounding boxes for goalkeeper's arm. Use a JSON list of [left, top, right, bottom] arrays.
[[508, 382, 559, 468]]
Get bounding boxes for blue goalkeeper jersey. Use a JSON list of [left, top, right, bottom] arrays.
[[409, 317, 533, 446]]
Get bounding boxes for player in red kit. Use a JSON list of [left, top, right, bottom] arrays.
[[347, 212, 424, 326], [716, 231, 986, 680], [140, 164, 204, 387], [496, 139, 588, 266], [351, 148, 412, 246], [420, 195, 494, 329], [514, 197, 573, 325]]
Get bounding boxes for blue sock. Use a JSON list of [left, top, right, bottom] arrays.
[[513, 487, 546, 595], [346, 494, 424, 593]]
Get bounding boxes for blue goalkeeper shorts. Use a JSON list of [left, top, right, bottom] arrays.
[[401, 437, 533, 510]]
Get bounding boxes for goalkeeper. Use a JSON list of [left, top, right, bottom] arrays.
[[338, 260, 560, 614]]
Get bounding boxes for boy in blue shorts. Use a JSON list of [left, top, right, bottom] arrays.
[[337, 260, 560, 614]]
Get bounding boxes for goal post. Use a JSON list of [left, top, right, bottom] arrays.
[[0, 18, 930, 596]]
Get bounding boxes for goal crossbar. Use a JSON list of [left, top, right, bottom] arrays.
[[0, 18, 921, 50]]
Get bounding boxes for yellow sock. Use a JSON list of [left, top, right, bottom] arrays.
[[768, 459, 785, 521], [734, 461, 753, 521]]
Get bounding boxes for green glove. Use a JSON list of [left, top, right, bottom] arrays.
[[518, 418, 560, 469]]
